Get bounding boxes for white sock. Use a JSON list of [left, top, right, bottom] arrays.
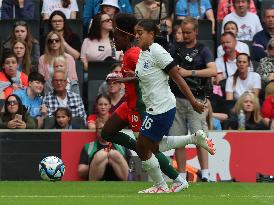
[[159, 135, 194, 152], [201, 169, 209, 179], [142, 154, 167, 187], [175, 172, 187, 182]]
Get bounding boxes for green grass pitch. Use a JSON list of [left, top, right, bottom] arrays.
[[0, 182, 274, 205]]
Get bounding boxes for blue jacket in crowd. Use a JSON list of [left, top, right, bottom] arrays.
[[252, 29, 272, 62], [1, 0, 34, 20]]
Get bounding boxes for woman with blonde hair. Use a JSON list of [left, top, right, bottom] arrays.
[[38, 31, 78, 94], [225, 91, 268, 130], [12, 40, 31, 75]]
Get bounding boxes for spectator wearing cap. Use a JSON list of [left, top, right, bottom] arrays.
[[105, 71, 125, 113], [13, 72, 47, 128], [222, 0, 262, 41], [1, 0, 34, 20], [252, 8, 274, 61], [83, 0, 132, 33]]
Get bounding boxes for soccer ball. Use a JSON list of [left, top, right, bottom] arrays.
[[39, 156, 65, 181]]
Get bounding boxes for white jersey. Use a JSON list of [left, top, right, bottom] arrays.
[[135, 43, 176, 115]]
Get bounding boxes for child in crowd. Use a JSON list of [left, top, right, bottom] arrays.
[[53, 107, 73, 129]]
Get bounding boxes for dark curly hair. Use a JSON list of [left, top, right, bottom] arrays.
[[3, 94, 27, 122], [114, 13, 138, 41]]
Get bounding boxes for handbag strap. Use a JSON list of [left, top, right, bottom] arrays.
[[223, 58, 229, 78]]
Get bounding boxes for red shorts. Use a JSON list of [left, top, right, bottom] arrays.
[[115, 102, 142, 132]]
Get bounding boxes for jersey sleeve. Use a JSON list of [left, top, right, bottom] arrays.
[[151, 44, 174, 71]]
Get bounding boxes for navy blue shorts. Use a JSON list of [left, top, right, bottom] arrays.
[[140, 108, 176, 142]]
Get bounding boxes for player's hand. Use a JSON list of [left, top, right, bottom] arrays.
[[192, 99, 206, 114], [123, 70, 135, 77]]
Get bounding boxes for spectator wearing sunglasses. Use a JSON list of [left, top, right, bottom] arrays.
[[256, 39, 274, 88], [0, 94, 36, 129], [80, 13, 122, 71], [1, 0, 34, 20], [0, 21, 40, 71], [38, 31, 78, 94]]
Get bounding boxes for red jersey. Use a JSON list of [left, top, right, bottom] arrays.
[[122, 46, 141, 110]]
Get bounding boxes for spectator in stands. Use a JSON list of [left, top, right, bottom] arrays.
[[252, 8, 274, 62], [169, 17, 217, 182], [12, 40, 31, 75], [215, 32, 240, 86], [225, 53, 261, 100], [53, 56, 80, 94], [38, 31, 78, 94], [173, 24, 184, 43], [134, 0, 167, 20], [78, 117, 129, 181], [13, 72, 47, 129], [1, 0, 34, 20], [222, 0, 262, 41], [106, 72, 125, 114], [217, 0, 257, 21], [98, 62, 123, 96], [224, 91, 268, 130], [43, 69, 86, 122], [47, 10, 81, 60], [83, 0, 132, 33], [261, 82, 274, 129], [0, 52, 28, 100], [0, 94, 36, 129], [42, 0, 79, 20], [53, 107, 75, 129], [0, 21, 40, 71], [80, 13, 122, 71], [217, 21, 250, 57], [87, 94, 111, 130], [176, 0, 215, 34], [256, 38, 274, 88]]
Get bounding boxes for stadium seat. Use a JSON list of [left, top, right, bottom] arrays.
[[77, 0, 85, 20], [216, 21, 223, 46], [0, 20, 40, 42], [31, 0, 41, 21], [76, 60, 84, 97], [198, 40, 216, 58], [42, 19, 83, 41], [88, 61, 117, 80], [88, 80, 104, 114], [260, 0, 274, 18]]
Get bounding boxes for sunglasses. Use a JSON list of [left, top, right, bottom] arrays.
[[7, 100, 18, 106], [268, 44, 274, 50], [14, 21, 27, 27], [48, 38, 60, 44], [101, 18, 112, 23]]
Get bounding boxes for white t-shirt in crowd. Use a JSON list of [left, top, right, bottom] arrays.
[[225, 71, 261, 99], [217, 41, 250, 57], [42, 0, 79, 19], [135, 43, 176, 115], [222, 12, 263, 41], [215, 57, 238, 78]]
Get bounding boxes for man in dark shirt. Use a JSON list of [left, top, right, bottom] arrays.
[[252, 7, 274, 62]]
